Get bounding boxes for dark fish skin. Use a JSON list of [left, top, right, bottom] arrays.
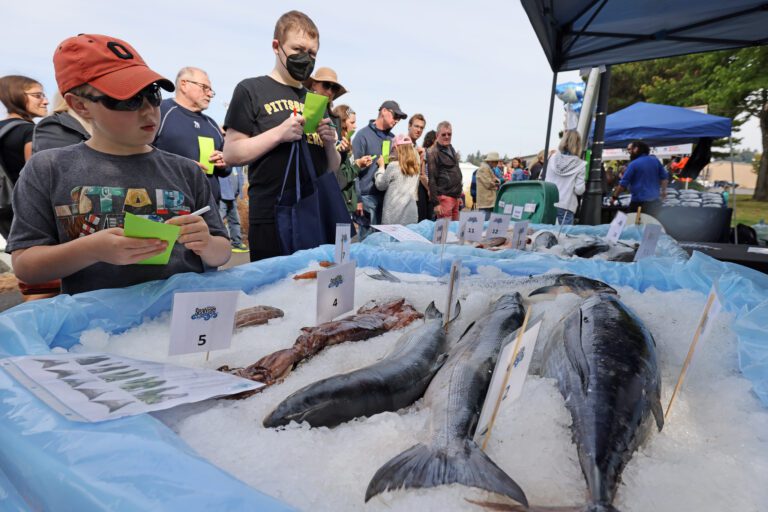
[[263, 302, 453, 429], [365, 293, 528, 507], [539, 292, 664, 511]]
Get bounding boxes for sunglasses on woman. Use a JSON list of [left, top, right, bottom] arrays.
[[320, 81, 341, 94], [79, 84, 163, 111]]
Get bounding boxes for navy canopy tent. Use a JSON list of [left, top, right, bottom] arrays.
[[594, 102, 732, 148], [521, 0, 768, 72]]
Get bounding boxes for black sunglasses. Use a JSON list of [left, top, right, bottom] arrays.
[[79, 84, 163, 111], [320, 81, 341, 93]]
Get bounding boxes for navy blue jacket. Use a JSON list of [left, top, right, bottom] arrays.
[[351, 120, 394, 196]]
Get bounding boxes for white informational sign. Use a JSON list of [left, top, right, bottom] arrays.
[[665, 283, 722, 419], [524, 203, 538, 213], [443, 259, 462, 326], [372, 224, 432, 244], [606, 211, 628, 244], [503, 204, 514, 215], [511, 206, 524, 220], [498, 200, 506, 209], [747, 247, 768, 255], [509, 220, 530, 251], [0, 353, 262, 422], [316, 261, 356, 324], [486, 214, 511, 240], [634, 224, 663, 261], [334, 223, 351, 264], [475, 317, 542, 445], [459, 211, 484, 242], [432, 218, 449, 244], [602, 144, 693, 161], [169, 291, 239, 356]]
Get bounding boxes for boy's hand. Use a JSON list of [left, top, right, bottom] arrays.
[[166, 215, 211, 255], [317, 118, 337, 147], [278, 115, 305, 143], [93, 228, 168, 265]]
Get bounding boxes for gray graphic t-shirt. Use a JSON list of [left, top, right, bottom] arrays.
[[7, 143, 228, 294]]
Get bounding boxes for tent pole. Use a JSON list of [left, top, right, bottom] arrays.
[[542, 71, 557, 178], [580, 65, 611, 225], [730, 136, 737, 244]]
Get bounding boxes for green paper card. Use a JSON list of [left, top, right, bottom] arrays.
[[303, 92, 328, 134], [382, 140, 391, 164], [198, 136, 216, 175], [348, 129, 355, 140], [123, 212, 181, 265]]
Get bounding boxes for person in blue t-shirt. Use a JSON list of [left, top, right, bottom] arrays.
[[611, 140, 668, 215]]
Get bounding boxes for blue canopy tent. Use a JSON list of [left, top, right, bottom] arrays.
[[595, 102, 732, 148], [520, 0, 768, 225]]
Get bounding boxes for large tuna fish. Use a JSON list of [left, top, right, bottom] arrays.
[[263, 301, 459, 428], [365, 293, 528, 507], [531, 283, 664, 512]]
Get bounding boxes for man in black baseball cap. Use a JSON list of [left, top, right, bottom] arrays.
[[351, 100, 408, 239]]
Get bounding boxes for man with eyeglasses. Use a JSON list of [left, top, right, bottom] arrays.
[[351, 100, 407, 238], [154, 67, 232, 215], [427, 121, 463, 221]]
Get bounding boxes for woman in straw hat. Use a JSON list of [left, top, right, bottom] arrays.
[[476, 152, 503, 218]]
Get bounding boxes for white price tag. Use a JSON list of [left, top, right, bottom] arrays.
[[503, 204, 514, 215], [443, 259, 462, 326], [432, 218, 449, 244], [509, 221, 529, 251], [459, 211, 484, 242], [511, 206, 524, 220], [606, 211, 628, 243], [168, 291, 239, 356], [523, 203, 537, 213], [334, 223, 351, 264], [475, 316, 542, 444], [372, 225, 432, 244], [486, 214, 511, 240], [634, 224, 662, 261], [498, 200, 506, 209], [316, 261, 356, 324]]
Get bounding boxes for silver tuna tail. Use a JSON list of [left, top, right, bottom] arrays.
[[364, 439, 528, 507]]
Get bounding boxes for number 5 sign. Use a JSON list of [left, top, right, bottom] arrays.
[[168, 290, 240, 356], [317, 261, 356, 324]]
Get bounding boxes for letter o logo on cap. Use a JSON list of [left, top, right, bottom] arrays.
[[107, 42, 133, 60]]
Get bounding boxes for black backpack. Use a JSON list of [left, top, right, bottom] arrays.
[[0, 119, 29, 210]]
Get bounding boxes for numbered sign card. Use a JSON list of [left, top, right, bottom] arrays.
[[634, 224, 663, 261], [317, 261, 356, 324], [459, 211, 484, 243], [168, 290, 240, 356], [509, 220, 530, 251], [486, 213, 511, 240], [432, 218, 449, 244], [606, 211, 628, 244], [335, 223, 352, 264]]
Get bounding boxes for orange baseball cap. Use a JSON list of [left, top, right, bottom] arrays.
[[54, 34, 174, 100]]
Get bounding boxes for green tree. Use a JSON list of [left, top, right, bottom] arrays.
[[610, 47, 768, 200]]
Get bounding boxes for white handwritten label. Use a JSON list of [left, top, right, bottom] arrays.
[[498, 200, 506, 209], [509, 221, 530, 251], [524, 203, 537, 213], [432, 218, 449, 244], [316, 261, 356, 324], [486, 214, 511, 240], [511, 206, 524, 220], [634, 224, 662, 261], [334, 223, 351, 264], [459, 211, 485, 242], [372, 225, 432, 244], [443, 259, 462, 325], [606, 211, 628, 243], [503, 204, 514, 215], [169, 290, 239, 356]]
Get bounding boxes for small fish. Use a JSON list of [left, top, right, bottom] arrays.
[[293, 270, 318, 280], [234, 306, 285, 328]]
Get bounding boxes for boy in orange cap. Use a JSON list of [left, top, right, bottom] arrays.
[[7, 34, 231, 294]]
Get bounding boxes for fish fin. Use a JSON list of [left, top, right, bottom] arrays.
[[563, 309, 590, 394], [650, 390, 664, 432], [457, 320, 476, 341], [528, 284, 574, 301], [425, 301, 442, 320], [365, 440, 528, 507], [378, 267, 402, 282], [430, 352, 450, 373], [465, 499, 585, 511], [263, 398, 330, 428], [443, 300, 462, 329]]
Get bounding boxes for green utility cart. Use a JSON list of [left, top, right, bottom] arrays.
[[494, 181, 559, 224]]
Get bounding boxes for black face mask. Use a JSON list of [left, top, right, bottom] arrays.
[[280, 45, 315, 82]]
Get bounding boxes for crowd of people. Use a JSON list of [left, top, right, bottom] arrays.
[[0, 10, 669, 298]]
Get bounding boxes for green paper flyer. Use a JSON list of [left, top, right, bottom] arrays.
[[303, 92, 328, 134], [123, 213, 181, 265]]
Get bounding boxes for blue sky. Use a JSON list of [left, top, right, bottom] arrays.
[[1, 0, 761, 157]]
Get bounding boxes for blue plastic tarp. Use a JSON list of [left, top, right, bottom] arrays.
[[521, 0, 768, 72], [1, 242, 767, 510], [589, 102, 732, 148], [362, 219, 690, 261]]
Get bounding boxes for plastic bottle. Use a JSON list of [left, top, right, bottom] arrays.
[[753, 219, 768, 246]]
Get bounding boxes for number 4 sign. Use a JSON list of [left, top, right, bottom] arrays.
[[317, 261, 356, 324], [168, 290, 240, 356]]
